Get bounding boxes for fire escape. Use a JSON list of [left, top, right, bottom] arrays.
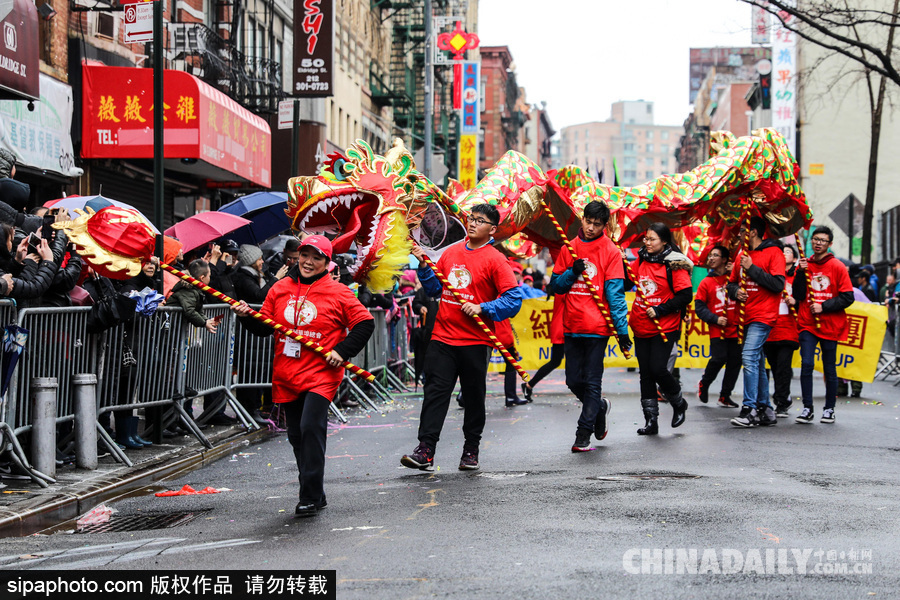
[[169, 0, 286, 114]]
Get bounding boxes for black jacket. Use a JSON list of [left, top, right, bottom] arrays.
[[233, 265, 277, 304], [41, 252, 84, 307]]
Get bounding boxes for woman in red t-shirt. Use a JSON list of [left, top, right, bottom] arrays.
[[235, 236, 374, 519], [628, 223, 693, 436]]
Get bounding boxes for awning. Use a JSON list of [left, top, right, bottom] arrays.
[[81, 64, 271, 187], [0, 0, 39, 101]]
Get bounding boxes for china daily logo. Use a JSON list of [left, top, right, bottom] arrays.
[[3, 23, 15, 52]]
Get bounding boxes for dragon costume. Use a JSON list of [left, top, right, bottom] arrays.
[[286, 129, 811, 292]]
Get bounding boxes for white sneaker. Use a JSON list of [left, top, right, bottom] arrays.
[[795, 407, 814, 424], [820, 408, 835, 424]]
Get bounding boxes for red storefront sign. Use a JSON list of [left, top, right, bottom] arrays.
[[82, 64, 271, 187]]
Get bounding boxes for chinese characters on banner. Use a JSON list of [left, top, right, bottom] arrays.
[[772, 1, 797, 157], [458, 134, 477, 190], [292, 0, 334, 98], [489, 296, 887, 382], [460, 61, 480, 135], [82, 65, 271, 187], [751, 5, 770, 44]]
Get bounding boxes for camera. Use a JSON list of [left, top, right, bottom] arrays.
[[332, 253, 355, 285]]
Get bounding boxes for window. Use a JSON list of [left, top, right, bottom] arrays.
[[646, 170, 654, 179], [624, 170, 637, 179], [623, 143, 634, 152], [661, 144, 669, 155], [574, 130, 579, 140], [574, 144, 578, 153], [646, 144, 654, 153], [95, 12, 115, 39], [661, 130, 670, 139], [623, 156, 636, 168], [584, 129, 590, 139], [647, 131, 653, 140]]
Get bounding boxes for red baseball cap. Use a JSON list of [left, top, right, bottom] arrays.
[[522, 275, 533, 282], [299, 235, 333, 259]]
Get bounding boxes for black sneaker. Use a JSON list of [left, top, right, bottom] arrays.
[[401, 443, 435, 470], [775, 402, 792, 418], [730, 406, 758, 428], [594, 397, 611, 440], [795, 407, 814, 424], [820, 408, 835, 424], [458, 445, 479, 471], [521, 382, 533, 402], [698, 380, 709, 404], [571, 430, 592, 452], [758, 407, 777, 426], [718, 396, 739, 408]]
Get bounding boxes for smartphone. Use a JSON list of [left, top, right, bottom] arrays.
[[41, 215, 55, 241], [26, 233, 40, 254]]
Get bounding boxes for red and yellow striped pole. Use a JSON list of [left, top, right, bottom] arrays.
[[615, 241, 669, 343], [159, 263, 377, 382], [538, 199, 631, 358], [414, 251, 530, 383], [794, 232, 821, 330], [737, 202, 753, 345]]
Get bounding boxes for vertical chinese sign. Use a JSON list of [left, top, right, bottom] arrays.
[[458, 61, 480, 189], [292, 0, 334, 97], [751, 5, 770, 45], [772, 2, 797, 157]]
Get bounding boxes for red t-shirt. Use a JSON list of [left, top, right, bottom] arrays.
[[797, 255, 853, 341], [768, 272, 799, 343], [260, 275, 373, 402], [695, 273, 738, 339], [430, 241, 519, 346], [730, 244, 785, 327], [552, 234, 624, 337], [549, 294, 565, 345], [629, 259, 692, 338]]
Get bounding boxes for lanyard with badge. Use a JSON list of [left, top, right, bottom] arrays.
[[283, 278, 317, 358]]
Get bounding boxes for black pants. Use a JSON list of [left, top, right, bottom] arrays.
[[504, 347, 521, 400], [283, 391, 330, 505], [419, 341, 492, 449], [634, 333, 680, 399], [530, 344, 565, 388], [564, 336, 610, 433], [764, 341, 797, 409], [701, 337, 742, 399]]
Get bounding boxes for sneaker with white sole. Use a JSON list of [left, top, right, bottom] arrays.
[[594, 397, 611, 440], [820, 408, 835, 424], [795, 407, 814, 424], [730, 406, 758, 427]]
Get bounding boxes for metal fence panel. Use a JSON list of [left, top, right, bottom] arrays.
[[182, 304, 233, 397], [232, 304, 274, 388]]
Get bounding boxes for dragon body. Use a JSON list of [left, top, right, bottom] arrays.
[[286, 129, 810, 292]]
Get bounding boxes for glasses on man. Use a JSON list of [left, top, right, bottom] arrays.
[[470, 217, 497, 227], [811, 237, 830, 244], [284, 254, 300, 263]]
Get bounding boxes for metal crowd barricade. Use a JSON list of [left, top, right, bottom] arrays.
[[229, 304, 355, 423], [183, 305, 259, 432], [4, 306, 93, 485]]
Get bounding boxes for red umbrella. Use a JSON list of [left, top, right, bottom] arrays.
[[164, 212, 251, 253]]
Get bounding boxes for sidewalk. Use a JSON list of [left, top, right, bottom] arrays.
[[0, 423, 272, 538]]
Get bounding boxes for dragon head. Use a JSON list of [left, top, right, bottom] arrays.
[[286, 139, 420, 292]]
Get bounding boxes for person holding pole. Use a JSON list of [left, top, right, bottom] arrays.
[[402, 203, 523, 472], [727, 216, 786, 428], [548, 201, 630, 451], [792, 226, 854, 424], [628, 223, 692, 436], [233, 235, 375, 518]]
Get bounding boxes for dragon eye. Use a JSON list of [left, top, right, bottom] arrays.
[[333, 159, 353, 181]]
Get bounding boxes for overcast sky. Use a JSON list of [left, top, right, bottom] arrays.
[[477, 0, 754, 130]]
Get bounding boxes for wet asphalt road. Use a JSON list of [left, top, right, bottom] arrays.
[[1, 367, 899, 599]]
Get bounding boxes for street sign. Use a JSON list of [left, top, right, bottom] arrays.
[[123, 2, 153, 43], [278, 100, 294, 130], [828, 193, 864, 238]]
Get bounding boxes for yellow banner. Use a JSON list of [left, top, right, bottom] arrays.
[[458, 134, 477, 190], [489, 295, 888, 383]]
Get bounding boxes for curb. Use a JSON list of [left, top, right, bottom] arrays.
[[0, 426, 273, 538]]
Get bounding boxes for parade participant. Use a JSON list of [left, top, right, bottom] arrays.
[[235, 235, 374, 517], [727, 216, 785, 428], [549, 201, 630, 451], [694, 245, 741, 408], [401, 203, 522, 472], [521, 293, 564, 402], [792, 226, 854, 424], [764, 245, 800, 418], [628, 222, 691, 436]]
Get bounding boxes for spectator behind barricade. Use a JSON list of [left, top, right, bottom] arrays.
[[0, 149, 30, 213], [207, 240, 238, 296], [397, 270, 417, 297], [879, 271, 895, 303], [357, 283, 394, 310], [40, 236, 83, 307], [0, 224, 65, 304], [233, 244, 287, 303], [167, 259, 218, 333], [119, 260, 159, 295], [856, 268, 877, 302], [233, 243, 285, 424], [266, 237, 301, 275]]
